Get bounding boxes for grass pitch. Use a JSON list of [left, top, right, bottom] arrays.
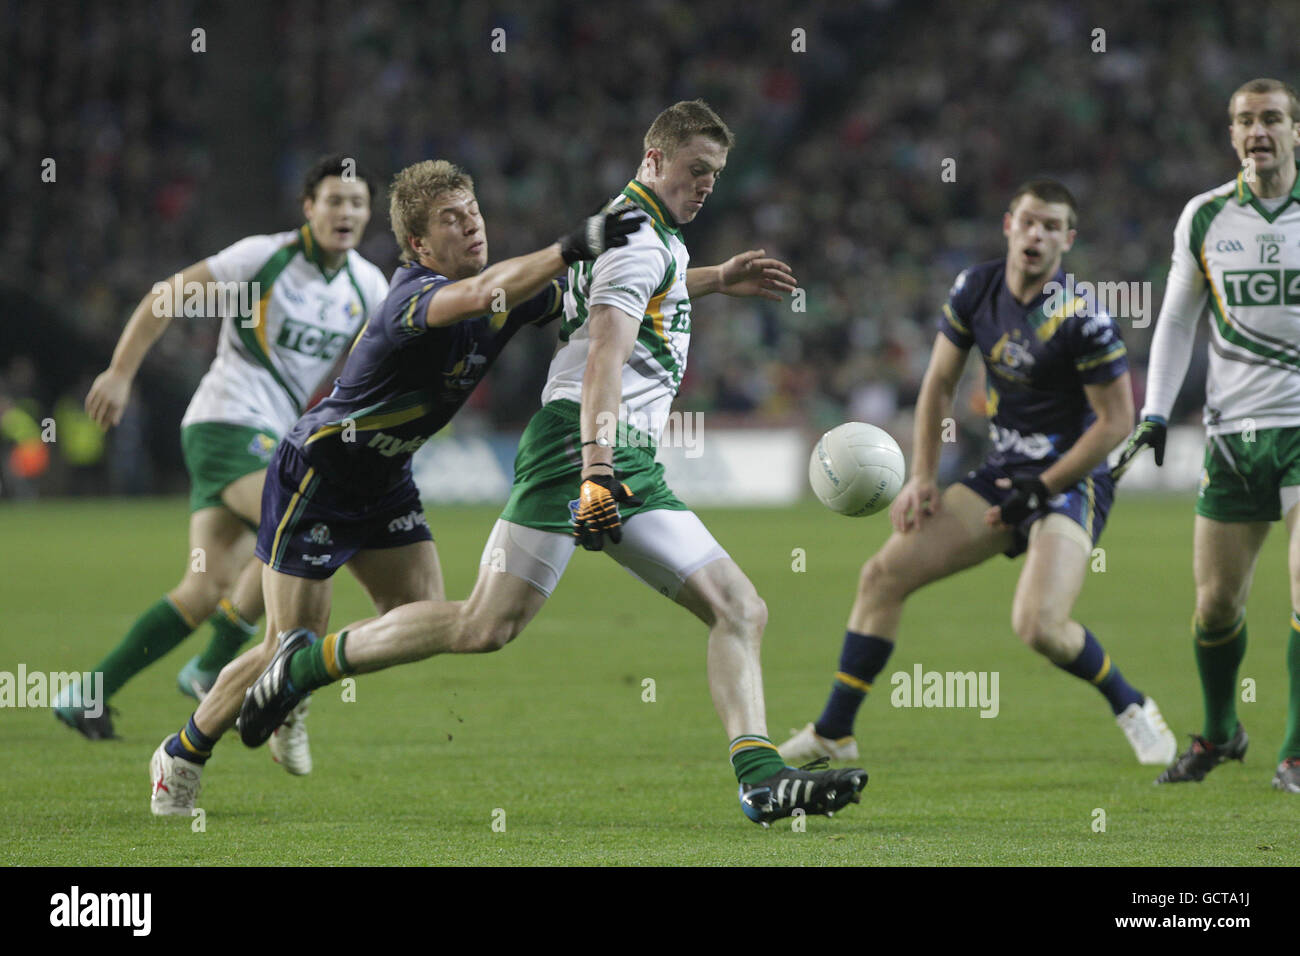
[[1, 494, 1295, 866]]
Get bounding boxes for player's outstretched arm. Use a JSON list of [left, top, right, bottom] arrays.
[[986, 372, 1133, 527], [85, 259, 216, 428], [423, 208, 645, 328], [572, 303, 643, 550], [892, 334, 968, 533], [685, 249, 796, 301]]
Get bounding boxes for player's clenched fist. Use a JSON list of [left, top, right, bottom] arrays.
[[571, 472, 644, 550], [85, 368, 133, 429], [890, 477, 940, 533]]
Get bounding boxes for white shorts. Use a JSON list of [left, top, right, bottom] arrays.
[[478, 509, 729, 599]]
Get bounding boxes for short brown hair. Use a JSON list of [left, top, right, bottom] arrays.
[[1008, 178, 1078, 230], [1228, 77, 1300, 124], [643, 99, 735, 159], [389, 160, 475, 262]]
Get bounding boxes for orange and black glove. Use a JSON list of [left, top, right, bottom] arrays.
[[571, 471, 643, 550]]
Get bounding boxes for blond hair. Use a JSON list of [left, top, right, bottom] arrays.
[[643, 99, 734, 159], [389, 160, 475, 262]]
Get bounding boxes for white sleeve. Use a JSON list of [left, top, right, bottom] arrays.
[[205, 234, 285, 283], [587, 236, 672, 319], [1141, 198, 1209, 421]]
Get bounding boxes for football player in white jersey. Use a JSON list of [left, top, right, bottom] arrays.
[[1119, 78, 1300, 792], [238, 101, 869, 826], [56, 156, 388, 772]]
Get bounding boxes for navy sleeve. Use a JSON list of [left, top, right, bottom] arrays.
[[505, 278, 567, 329], [938, 268, 977, 350], [1068, 307, 1129, 384]]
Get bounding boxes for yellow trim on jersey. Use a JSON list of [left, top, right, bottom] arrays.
[[1035, 296, 1087, 343], [270, 465, 317, 567], [1076, 344, 1127, 371], [1198, 246, 1231, 325], [624, 181, 670, 228], [835, 671, 872, 693], [254, 286, 273, 358], [646, 288, 670, 340], [304, 403, 431, 445], [942, 303, 969, 335]]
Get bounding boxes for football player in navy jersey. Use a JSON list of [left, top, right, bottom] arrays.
[[780, 180, 1179, 767], [146, 159, 645, 814]]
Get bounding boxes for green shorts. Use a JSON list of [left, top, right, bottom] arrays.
[[499, 400, 687, 533], [180, 422, 279, 516], [1196, 427, 1300, 522]]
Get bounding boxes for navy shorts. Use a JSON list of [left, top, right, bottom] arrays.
[[959, 460, 1114, 559], [255, 442, 433, 580]]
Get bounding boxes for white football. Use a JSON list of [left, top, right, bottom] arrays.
[[809, 422, 905, 516]]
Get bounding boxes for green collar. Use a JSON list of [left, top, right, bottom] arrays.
[[299, 224, 346, 280], [621, 180, 680, 234], [1234, 160, 1300, 222]]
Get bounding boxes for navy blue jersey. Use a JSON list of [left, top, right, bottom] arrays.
[[938, 259, 1128, 471], [287, 262, 564, 495]]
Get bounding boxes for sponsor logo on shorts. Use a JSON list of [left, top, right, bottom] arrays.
[[302, 553, 333, 566], [387, 510, 428, 534], [307, 523, 332, 545]]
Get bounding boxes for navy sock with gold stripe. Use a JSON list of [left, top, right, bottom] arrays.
[[814, 631, 894, 739], [1058, 628, 1142, 715], [165, 714, 216, 765]]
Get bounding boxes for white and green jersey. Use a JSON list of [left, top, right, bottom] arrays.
[[540, 181, 690, 444], [1144, 168, 1300, 435], [181, 225, 389, 436]]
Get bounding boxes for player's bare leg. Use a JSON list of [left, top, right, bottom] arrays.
[[338, 561, 548, 671], [674, 557, 769, 740], [781, 484, 1010, 763], [1010, 515, 1089, 664], [850, 484, 1013, 637], [176, 470, 269, 700], [1014, 515, 1174, 764]]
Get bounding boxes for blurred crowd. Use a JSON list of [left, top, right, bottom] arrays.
[[6, 0, 1300, 494]]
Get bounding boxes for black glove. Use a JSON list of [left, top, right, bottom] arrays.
[[1112, 415, 1167, 479], [997, 475, 1051, 526], [559, 207, 646, 265], [571, 472, 644, 551]]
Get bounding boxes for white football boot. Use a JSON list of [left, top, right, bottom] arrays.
[[777, 722, 860, 764], [150, 736, 203, 816], [1116, 696, 1177, 765], [268, 696, 312, 775]]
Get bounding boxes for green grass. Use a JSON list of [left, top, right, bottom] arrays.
[[0, 494, 1295, 865]]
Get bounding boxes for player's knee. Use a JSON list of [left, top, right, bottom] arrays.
[[1195, 585, 1242, 631], [457, 611, 522, 653], [1011, 604, 1067, 655], [859, 554, 906, 604], [712, 585, 766, 638]]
